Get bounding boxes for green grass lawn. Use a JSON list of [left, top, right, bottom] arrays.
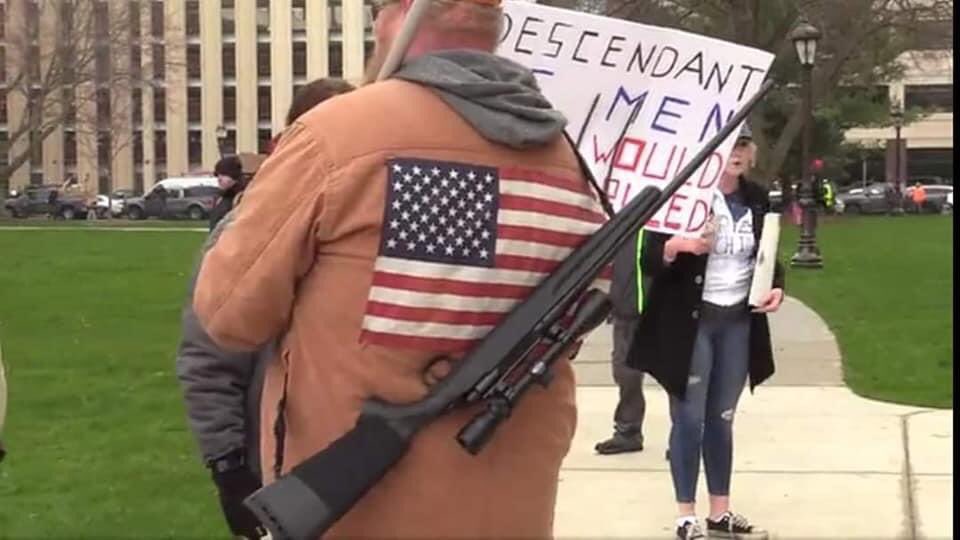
[[778, 214, 953, 408], [0, 215, 952, 536], [0, 230, 220, 538]]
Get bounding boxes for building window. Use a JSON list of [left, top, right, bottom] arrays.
[[154, 130, 167, 165], [129, 1, 140, 39], [186, 0, 201, 37], [0, 94, 6, 124], [28, 45, 41, 81], [365, 39, 375, 62], [134, 172, 144, 195], [153, 43, 165, 80], [293, 41, 307, 78], [258, 129, 273, 154], [292, 0, 306, 34], [154, 87, 166, 123], [187, 44, 201, 79], [329, 41, 343, 78], [132, 89, 143, 124], [151, 1, 164, 38], [187, 87, 202, 124], [222, 0, 236, 36], [223, 86, 237, 122], [905, 84, 953, 113], [64, 131, 77, 167], [97, 88, 112, 127], [133, 131, 143, 164], [24, 1, 38, 39], [258, 86, 271, 122], [257, 0, 270, 35], [907, 148, 953, 180], [98, 131, 112, 171], [328, 1, 342, 33], [0, 4, 5, 41], [0, 132, 8, 167], [30, 172, 44, 185], [222, 44, 236, 79], [188, 130, 202, 166], [224, 129, 237, 155], [257, 43, 271, 78], [130, 44, 142, 80], [0, 46, 5, 84]]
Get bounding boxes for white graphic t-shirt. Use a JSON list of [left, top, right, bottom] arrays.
[[703, 189, 756, 306]]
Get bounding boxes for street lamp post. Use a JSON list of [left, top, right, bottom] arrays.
[[215, 125, 228, 158], [890, 106, 905, 216], [789, 18, 823, 269]]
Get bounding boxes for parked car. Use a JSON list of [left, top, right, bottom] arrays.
[[94, 189, 135, 218], [125, 184, 220, 221], [944, 191, 953, 214], [836, 183, 893, 215], [4, 184, 91, 219]]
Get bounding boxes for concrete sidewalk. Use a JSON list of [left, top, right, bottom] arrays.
[[557, 297, 953, 539]]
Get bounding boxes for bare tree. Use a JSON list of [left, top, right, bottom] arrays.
[[0, 0, 181, 197]]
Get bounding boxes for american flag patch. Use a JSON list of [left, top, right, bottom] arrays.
[[360, 157, 612, 352]]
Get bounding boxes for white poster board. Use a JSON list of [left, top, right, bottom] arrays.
[[748, 213, 781, 307], [497, 1, 775, 236]]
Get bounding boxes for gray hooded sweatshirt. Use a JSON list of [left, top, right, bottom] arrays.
[[175, 50, 583, 479]]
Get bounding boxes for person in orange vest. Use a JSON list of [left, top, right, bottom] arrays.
[[911, 182, 927, 213]]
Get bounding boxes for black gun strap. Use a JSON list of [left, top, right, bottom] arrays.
[[563, 131, 615, 218]]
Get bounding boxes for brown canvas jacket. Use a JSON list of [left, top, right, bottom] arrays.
[[193, 78, 607, 539]]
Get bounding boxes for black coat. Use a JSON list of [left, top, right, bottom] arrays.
[[625, 178, 785, 399]]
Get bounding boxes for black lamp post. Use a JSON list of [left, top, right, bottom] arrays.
[[890, 106, 905, 216], [789, 17, 823, 269], [215, 124, 228, 158]]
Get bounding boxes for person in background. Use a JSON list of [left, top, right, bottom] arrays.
[[176, 78, 355, 540], [594, 229, 648, 455], [628, 125, 785, 540], [208, 156, 246, 231], [911, 181, 927, 213]]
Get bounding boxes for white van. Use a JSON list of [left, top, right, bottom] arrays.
[[149, 175, 219, 194]]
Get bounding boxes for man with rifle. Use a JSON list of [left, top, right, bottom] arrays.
[[191, 0, 613, 537]]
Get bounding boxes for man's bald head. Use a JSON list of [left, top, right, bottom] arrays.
[[364, 0, 504, 83]]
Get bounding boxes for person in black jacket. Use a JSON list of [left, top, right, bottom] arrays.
[[627, 126, 784, 540], [208, 156, 246, 231], [594, 229, 649, 454]]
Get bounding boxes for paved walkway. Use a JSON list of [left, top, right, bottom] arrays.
[[559, 297, 953, 539]]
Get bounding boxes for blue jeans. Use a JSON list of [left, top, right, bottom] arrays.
[[668, 309, 750, 503]]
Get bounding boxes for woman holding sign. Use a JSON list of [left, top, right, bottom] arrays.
[[627, 125, 784, 540]]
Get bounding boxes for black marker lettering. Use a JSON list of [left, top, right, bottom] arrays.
[[514, 16, 543, 55], [601, 35, 627, 68], [674, 51, 704, 87], [650, 46, 679, 77], [572, 30, 600, 64], [627, 41, 657, 73], [545, 21, 572, 59], [736, 65, 765, 100]]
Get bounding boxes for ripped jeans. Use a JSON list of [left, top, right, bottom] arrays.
[[668, 305, 750, 503]]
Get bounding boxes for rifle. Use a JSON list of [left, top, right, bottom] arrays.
[[243, 78, 775, 540]]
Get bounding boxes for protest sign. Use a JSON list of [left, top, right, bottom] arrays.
[[497, 1, 775, 236]]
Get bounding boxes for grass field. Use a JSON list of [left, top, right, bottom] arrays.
[[0, 215, 953, 536], [0, 230, 219, 537], [778, 214, 953, 408]]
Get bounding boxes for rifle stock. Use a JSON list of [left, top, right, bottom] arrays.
[[246, 79, 776, 540]]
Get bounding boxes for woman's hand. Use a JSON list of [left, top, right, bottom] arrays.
[[752, 288, 784, 313]]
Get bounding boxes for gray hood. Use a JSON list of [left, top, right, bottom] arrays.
[[393, 50, 567, 149]]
